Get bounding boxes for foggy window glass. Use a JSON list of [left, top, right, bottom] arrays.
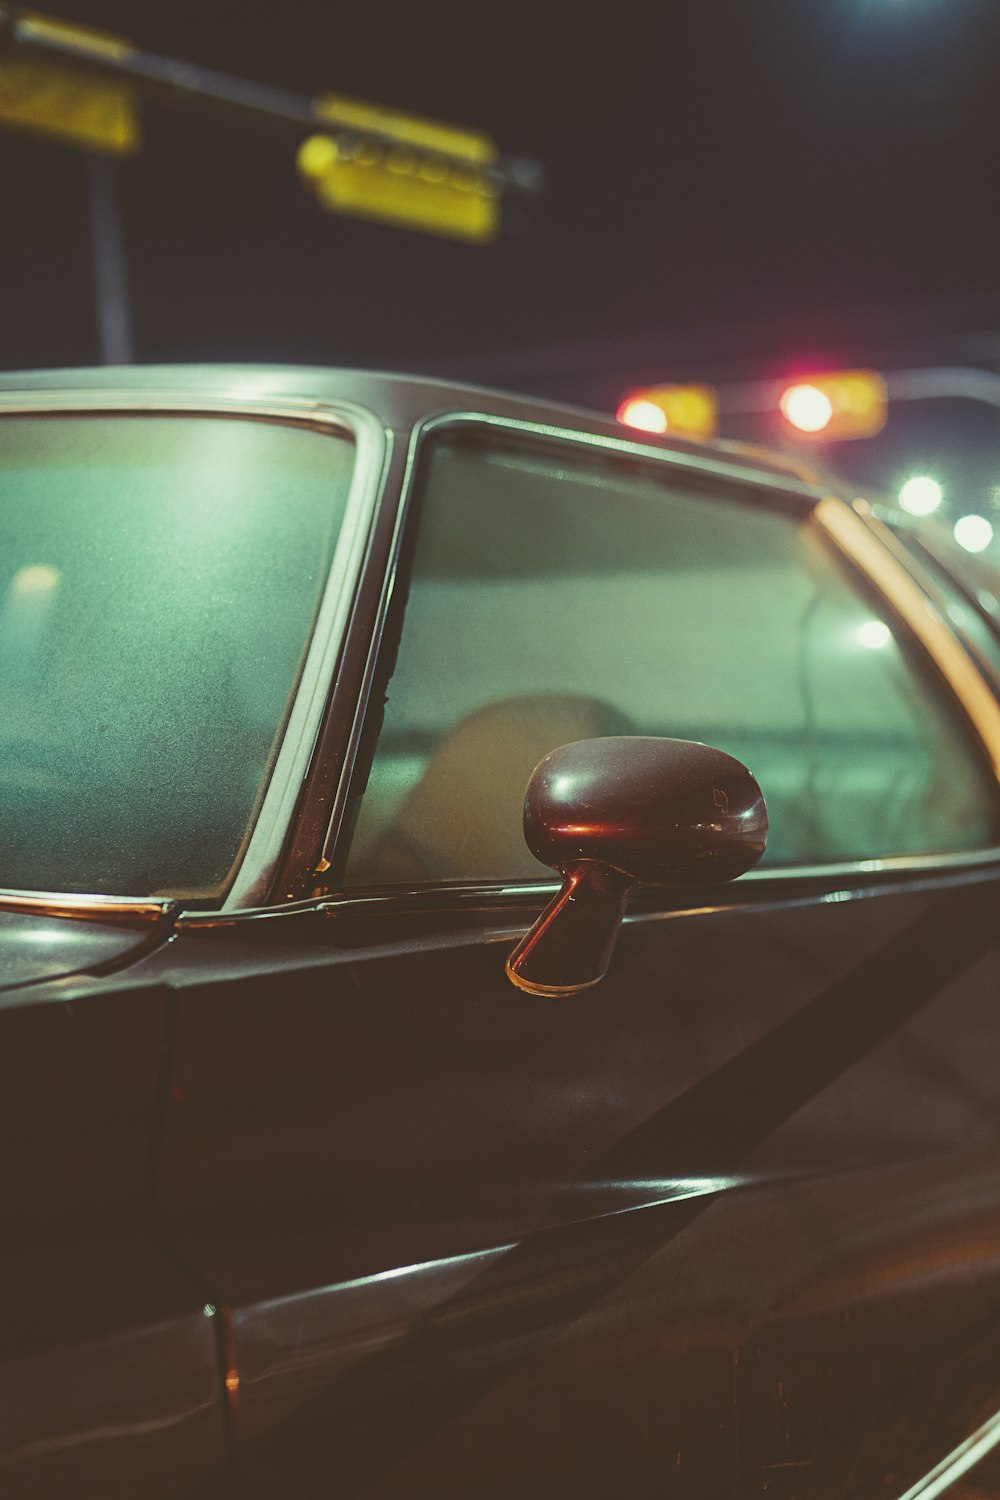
[[0, 413, 352, 897], [347, 431, 999, 884]]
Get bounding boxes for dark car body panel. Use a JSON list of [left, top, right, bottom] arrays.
[[164, 874, 1000, 1500], [0, 907, 168, 994], [0, 973, 227, 1495], [1, 366, 999, 1498]]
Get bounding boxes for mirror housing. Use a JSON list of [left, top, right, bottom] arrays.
[[506, 737, 767, 996]]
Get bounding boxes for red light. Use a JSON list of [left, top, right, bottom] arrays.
[[616, 397, 668, 434], [780, 384, 834, 434]]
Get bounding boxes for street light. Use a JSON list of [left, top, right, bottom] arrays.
[[777, 371, 887, 441], [898, 476, 943, 515], [616, 385, 718, 440], [954, 516, 993, 553], [616, 397, 669, 434], [780, 384, 834, 434]]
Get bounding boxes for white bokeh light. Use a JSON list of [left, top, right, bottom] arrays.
[[898, 476, 943, 516], [11, 563, 61, 595], [779, 384, 833, 433], [857, 620, 891, 650], [616, 397, 668, 434], [954, 515, 994, 554]]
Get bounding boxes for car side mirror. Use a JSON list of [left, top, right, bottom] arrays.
[[506, 737, 767, 996]]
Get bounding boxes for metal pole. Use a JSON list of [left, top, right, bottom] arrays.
[[85, 152, 133, 364], [884, 367, 1000, 411]]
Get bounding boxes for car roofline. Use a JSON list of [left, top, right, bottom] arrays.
[[0, 363, 829, 491]]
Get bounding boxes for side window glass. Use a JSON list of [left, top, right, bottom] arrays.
[[0, 414, 353, 897], [345, 431, 999, 884], [887, 519, 1000, 682]]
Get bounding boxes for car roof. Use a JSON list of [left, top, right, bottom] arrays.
[[0, 363, 827, 491]]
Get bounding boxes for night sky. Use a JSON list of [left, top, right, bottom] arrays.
[[2, 0, 1000, 502]]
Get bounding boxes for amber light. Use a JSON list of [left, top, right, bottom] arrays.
[[780, 383, 834, 433], [616, 384, 718, 440], [616, 397, 669, 434], [779, 370, 887, 441]]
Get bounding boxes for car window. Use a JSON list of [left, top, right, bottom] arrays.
[[0, 413, 353, 898], [886, 519, 1000, 682], [345, 429, 1000, 885]]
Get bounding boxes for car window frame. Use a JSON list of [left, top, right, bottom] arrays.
[[317, 411, 1000, 904], [868, 503, 1000, 687], [0, 386, 388, 917]]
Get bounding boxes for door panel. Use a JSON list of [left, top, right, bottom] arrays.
[[153, 870, 1000, 1497], [0, 984, 227, 1498]]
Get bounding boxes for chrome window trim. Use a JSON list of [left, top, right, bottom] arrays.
[[174, 844, 1000, 929], [223, 401, 389, 907], [850, 502, 1000, 699], [818, 495, 1000, 779], [0, 890, 172, 924], [416, 409, 827, 505], [0, 388, 362, 420], [869, 501, 1000, 646], [0, 388, 389, 914], [309, 408, 427, 885]]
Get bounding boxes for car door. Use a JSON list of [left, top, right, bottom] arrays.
[[0, 386, 381, 1500], [152, 414, 1000, 1500]]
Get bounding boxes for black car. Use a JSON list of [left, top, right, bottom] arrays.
[[2, 364, 1000, 1500]]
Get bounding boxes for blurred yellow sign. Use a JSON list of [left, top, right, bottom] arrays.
[[313, 93, 496, 165], [0, 56, 139, 155], [297, 130, 499, 244]]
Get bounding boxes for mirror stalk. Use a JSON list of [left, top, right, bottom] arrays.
[[506, 863, 631, 996]]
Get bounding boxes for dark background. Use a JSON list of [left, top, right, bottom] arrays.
[[2, 0, 1000, 510]]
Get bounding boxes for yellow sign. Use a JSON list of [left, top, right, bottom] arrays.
[[297, 131, 499, 244], [0, 57, 139, 155]]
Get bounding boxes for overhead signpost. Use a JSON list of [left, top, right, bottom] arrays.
[[0, 4, 541, 223], [0, 3, 544, 356]]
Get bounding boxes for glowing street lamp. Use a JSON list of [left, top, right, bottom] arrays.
[[778, 370, 887, 441], [857, 620, 891, 650], [780, 384, 834, 434], [616, 396, 669, 434], [616, 385, 718, 441], [954, 515, 993, 554], [898, 476, 943, 515]]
